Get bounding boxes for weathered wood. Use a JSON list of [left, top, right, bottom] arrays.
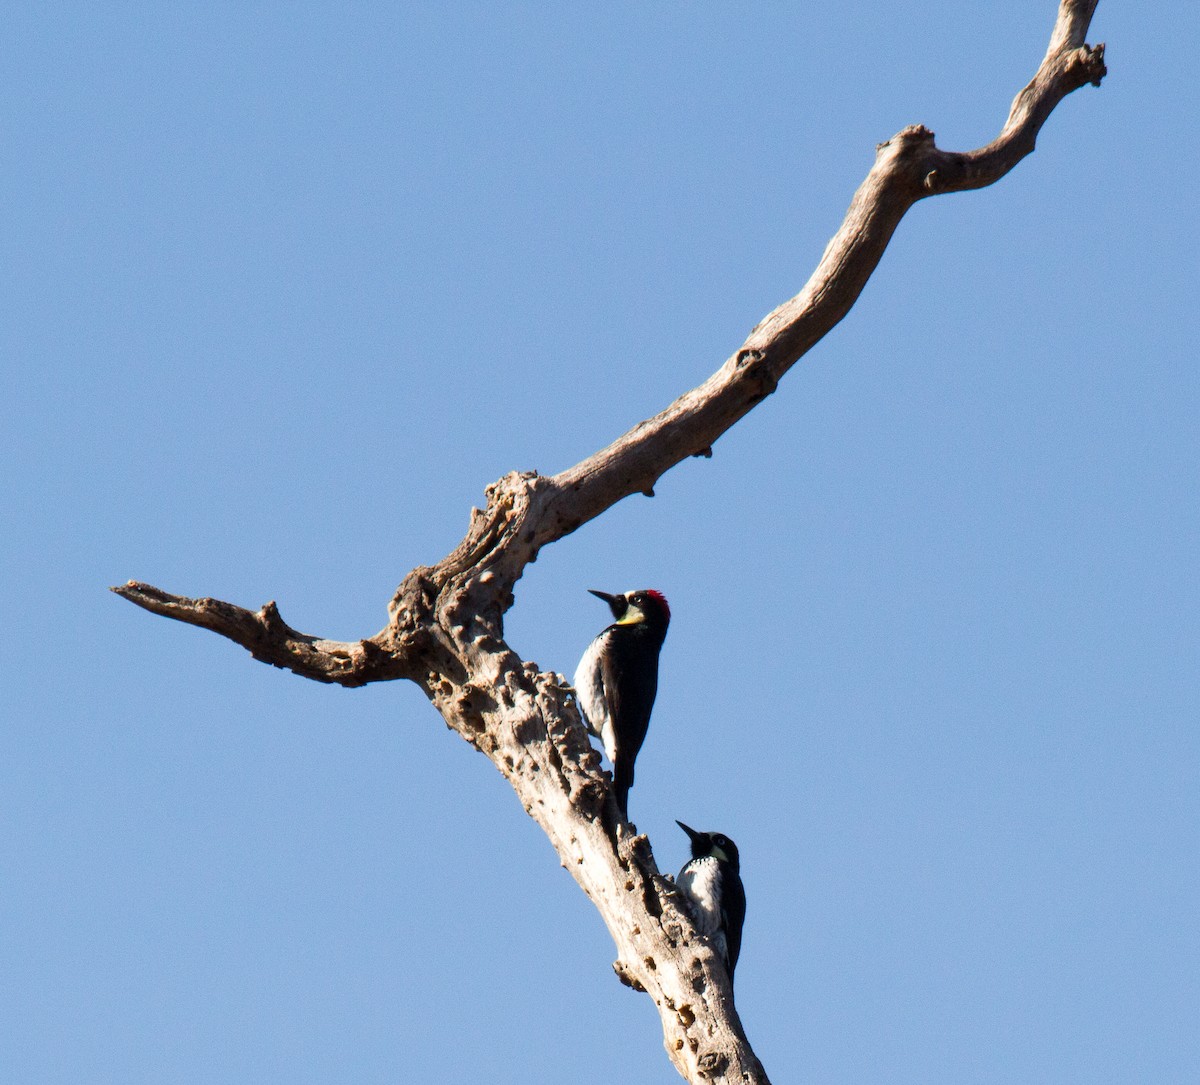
[[112, 5, 1105, 1081]]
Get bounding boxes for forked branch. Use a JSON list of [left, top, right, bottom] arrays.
[[113, 5, 1105, 1082]]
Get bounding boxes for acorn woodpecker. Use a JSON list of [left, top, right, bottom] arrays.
[[572, 588, 670, 819], [675, 821, 746, 983]]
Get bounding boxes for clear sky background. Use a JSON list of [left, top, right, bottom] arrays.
[[4, 4, 1197, 1083]]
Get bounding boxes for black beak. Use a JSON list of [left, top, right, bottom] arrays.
[[588, 589, 625, 619], [676, 820, 702, 844]]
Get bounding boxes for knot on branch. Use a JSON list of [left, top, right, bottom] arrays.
[[257, 600, 287, 635], [1072, 41, 1107, 87], [388, 569, 437, 627], [878, 124, 935, 157], [733, 348, 779, 402], [612, 961, 646, 992], [454, 683, 497, 731], [696, 1050, 729, 1078], [876, 124, 946, 196]]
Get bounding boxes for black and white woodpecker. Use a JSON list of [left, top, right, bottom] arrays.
[[572, 589, 671, 819], [675, 821, 746, 983]]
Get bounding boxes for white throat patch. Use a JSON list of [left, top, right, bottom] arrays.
[[615, 603, 644, 625]]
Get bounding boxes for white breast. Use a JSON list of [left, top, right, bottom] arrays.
[[677, 857, 729, 964], [573, 633, 617, 764]]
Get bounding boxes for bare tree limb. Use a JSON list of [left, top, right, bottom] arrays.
[[112, 581, 413, 686], [113, 5, 1105, 1082]]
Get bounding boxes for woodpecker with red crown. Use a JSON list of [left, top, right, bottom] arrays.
[[675, 821, 746, 984], [572, 589, 670, 819]]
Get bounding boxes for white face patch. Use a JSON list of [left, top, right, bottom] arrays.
[[614, 594, 645, 625]]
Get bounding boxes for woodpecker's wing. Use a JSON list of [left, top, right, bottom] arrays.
[[605, 628, 660, 816], [721, 869, 747, 978], [595, 635, 627, 739], [604, 631, 659, 747]]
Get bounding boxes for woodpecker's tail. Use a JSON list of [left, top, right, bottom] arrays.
[[613, 760, 634, 820]]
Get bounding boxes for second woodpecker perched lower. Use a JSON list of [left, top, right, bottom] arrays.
[[573, 588, 670, 819], [675, 820, 746, 984]]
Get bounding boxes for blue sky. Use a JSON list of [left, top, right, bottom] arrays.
[[4, 4, 1197, 1083]]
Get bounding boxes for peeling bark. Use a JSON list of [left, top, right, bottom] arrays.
[[112, 5, 1105, 1082]]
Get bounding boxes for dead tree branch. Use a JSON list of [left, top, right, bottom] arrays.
[[112, 5, 1105, 1082], [112, 581, 411, 685]]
